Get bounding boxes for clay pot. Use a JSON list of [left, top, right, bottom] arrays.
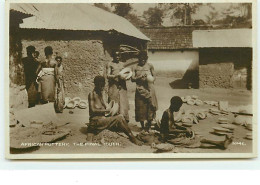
[[182, 115, 193, 123], [78, 100, 88, 109], [221, 124, 236, 130], [218, 117, 229, 124], [119, 68, 132, 80], [182, 122, 193, 127], [146, 75, 155, 83], [66, 100, 77, 109], [213, 126, 232, 133], [106, 100, 119, 116], [73, 97, 81, 106], [195, 99, 203, 106], [245, 133, 252, 140], [64, 97, 71, 108], [196, 112, 206, 120], [181, 97, 186, 103], [187, 99, 196, 105]]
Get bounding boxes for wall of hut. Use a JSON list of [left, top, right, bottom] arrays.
[[148, 50, 199, 78], [20, 29, 145, 99], [199, 48, 252, 90], [9, 11, 28, 110]]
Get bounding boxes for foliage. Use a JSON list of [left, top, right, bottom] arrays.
[[143, 7, 164, 26], [111, 3, 132, 17], [93, 3, 111, 12], [192, 19, 207, 25], [125, 14, 147, 27], [159, 3, 202, 25]]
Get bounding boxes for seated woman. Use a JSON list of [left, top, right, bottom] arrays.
[[87, 76, 142, 146], [36, 46, 57, 103], [160, 96, 233, 149]]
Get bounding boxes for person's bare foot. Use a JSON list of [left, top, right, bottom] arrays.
[[130, 137, 143, 146], [86, 133, 94, 142]]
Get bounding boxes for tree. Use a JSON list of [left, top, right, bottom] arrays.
[[205, 11, 218, 24], [111, 3, 132, 17], [192, 19, 207, 25], [143, 7, 164, 26], [159, 3, 202, 25], [125, 14, 147, 27], [93, 3, 111, 12], [212, 3, 252, 28]]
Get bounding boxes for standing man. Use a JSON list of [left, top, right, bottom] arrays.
[[22, 46, 39, 108]]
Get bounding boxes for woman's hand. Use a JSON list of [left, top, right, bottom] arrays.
[[105, 108, 111, 113]]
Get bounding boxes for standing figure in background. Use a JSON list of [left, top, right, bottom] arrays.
[[22, 45, 40, 108], [36, 46, 57, 103], [54, 56, 65, 113], [132, 51, 158, 132], [106, 51, 129, 122]]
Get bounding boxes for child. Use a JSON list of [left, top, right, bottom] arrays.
[[160, 96, 233, 149], [54, 56, 65, 113]]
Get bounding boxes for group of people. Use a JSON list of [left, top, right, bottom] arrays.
[[22, 45, 64, 111], [22, 46, 233, 148], [87, 50, 158, 145], [87, 50, 233, 148]]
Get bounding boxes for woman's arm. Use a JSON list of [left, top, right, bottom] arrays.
[[35, 63, 42, 76], [149, 63, 156, 81]]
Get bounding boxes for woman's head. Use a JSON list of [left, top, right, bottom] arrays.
[[112, 51, 121, 63], [170, 96, 183, 112], [44, 46, 53, 57], [32, 51, 39, 59], [94, 75, 105, 91], [55, 56, 62, 65], [26, 46, 36, 57], [138, 50, 148, 66]]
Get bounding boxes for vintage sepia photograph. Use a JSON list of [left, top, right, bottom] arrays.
[[6, 0, 256, 159]]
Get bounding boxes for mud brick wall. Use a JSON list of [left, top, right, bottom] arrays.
[[20, 30, 145, 99], [199, 63, 234, 88], [199, 48, 252, 89], [9, 12, 24, 85]]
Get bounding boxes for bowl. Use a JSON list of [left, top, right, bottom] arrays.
[[119, 68, 132, 80], [146, 75, 155, 83], [78, 100, 88, 109], [73, 97, 81, 106]]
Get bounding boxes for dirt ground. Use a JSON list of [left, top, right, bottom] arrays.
[[10, 77, 253, 154]]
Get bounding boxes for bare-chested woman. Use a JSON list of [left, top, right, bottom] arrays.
[[87, 76, 142, 145], [106, 51, 129, 122], [132, 51, 158, 132]]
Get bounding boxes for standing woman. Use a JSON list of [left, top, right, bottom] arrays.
[[132, 51, 158, 132], [36, 46, 57, 103], [106, 51, 129, 122], [54, 56, 65, 113], [22, 46, 40, 108]]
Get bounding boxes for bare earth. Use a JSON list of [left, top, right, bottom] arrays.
[[10, 77, 253, 154]]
